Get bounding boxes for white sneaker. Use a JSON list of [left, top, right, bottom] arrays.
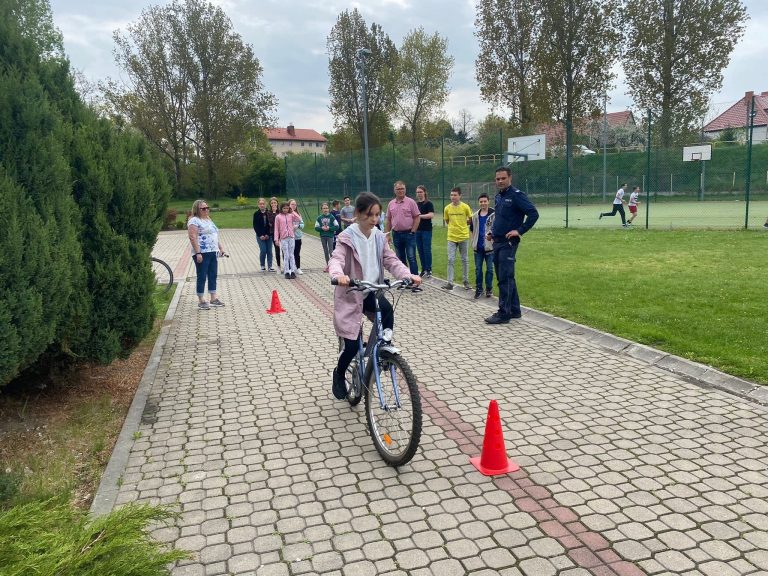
[[296, 268, 303, 275]]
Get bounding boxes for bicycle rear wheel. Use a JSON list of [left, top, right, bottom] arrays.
[[365, 350, 421, 466], [338, 337, 362, 406], [151, 257, 173, 293]]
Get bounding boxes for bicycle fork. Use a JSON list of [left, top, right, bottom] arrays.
[[363, 341, 402, 411]]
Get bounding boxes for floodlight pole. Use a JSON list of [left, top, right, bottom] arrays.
[[744, 94, 756, 229], [356, 48, 372, 193], [602, 93, 607, 202]]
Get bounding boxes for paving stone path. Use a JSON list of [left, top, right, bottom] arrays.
[[94, 229, 768, 576]]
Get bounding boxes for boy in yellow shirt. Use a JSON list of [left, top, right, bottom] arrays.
[[442, 187, 472, 290]]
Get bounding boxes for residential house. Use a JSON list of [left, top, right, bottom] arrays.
[[703, 91, 768, 143], [537, 110, 641, 153], [265, 124, 327, 157]]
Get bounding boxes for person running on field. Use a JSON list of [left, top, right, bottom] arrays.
[[327, 192, 422, 400], [599, 183, 628, 227], [627, 186, 641, 225]]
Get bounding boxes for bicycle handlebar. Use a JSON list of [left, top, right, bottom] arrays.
[[331, 277, 413, 290]]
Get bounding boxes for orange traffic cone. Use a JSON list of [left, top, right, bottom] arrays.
[[470, 400, 520, 476], [266, 290, 286, 314]]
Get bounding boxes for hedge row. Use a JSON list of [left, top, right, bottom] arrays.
[[0, 10, 170, 387]]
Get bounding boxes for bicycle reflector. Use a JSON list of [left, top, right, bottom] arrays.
[[382, 328, 393, 342]]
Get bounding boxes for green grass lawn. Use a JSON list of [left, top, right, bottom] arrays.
[[522, 229, 768, 384]]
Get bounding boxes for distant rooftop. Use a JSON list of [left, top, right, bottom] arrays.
[[704, 91, 768, 132], [265, 124, 327, 142]]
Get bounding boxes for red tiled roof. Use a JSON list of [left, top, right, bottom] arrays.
[[604, 110, 635, 126], [265, 127, 327, 142], [704, 93, 768, 131]]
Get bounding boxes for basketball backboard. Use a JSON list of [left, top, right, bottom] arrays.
[[683, 144, 711, 161], [506, 135, 546, 163]]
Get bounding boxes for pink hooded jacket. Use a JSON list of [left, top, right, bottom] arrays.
[[327, 228, 411, 340]]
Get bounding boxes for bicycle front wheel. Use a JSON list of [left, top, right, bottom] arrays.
[[150, 257, 173, 293], [365, 350, 422, 467]]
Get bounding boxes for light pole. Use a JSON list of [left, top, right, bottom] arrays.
[[356, 47, 371, 193]]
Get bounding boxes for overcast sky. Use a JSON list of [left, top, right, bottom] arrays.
[[50, 0, 767, 133]]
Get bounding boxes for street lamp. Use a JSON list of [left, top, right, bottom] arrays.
[[356, 47, 371, 193]]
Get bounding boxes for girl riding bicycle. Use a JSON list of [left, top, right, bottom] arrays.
[[328, 192, 422, 400]]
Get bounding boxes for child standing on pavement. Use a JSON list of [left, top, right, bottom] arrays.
[[315, 202, 340, 267], [470, 193, 495, 299], [327, 192, 422, 400], [442, 187, 473, 290], [273, 202, 301, 279]]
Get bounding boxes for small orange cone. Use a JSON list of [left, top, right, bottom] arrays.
[[470, 400, 520, 476], [266, 290, 286, 314]]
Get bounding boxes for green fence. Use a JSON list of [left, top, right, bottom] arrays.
[[285, 125, 768, 230]]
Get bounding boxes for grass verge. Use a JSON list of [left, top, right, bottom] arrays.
[[0, 286, 183, 575]]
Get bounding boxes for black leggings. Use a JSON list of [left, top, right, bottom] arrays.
[[336, 293, 393, 381], [601, 204, 626, 224], [294, 239, 302, 268]]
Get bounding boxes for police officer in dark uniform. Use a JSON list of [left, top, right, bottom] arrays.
[[485, 166, 539, 324]]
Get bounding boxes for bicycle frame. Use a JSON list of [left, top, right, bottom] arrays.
[[351, 287, 404, 411]]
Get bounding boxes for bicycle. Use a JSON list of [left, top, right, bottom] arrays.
[[331, 277, 422, 467], [150, 257, 173, 293]]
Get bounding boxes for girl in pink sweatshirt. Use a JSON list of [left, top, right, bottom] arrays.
[[273, 202, 302, 278], [327, 192, 422, 400]]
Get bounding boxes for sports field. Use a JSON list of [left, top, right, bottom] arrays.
[[502, 199, 768, 229]]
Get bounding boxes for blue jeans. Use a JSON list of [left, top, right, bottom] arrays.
[[493, 241, 520, 318], [474, 251, 494, 292], [415, 230, 432, 272], [194, 252, 218, 296], [257, 236, 273, 268], [392, 231, 418, 275]]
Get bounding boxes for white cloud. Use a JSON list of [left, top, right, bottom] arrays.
[[49, 0, 764, 132]]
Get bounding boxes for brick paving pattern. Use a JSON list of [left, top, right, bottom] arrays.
[[101, 229, 768, 576]]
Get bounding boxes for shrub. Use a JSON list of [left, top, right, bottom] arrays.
[[0, 2, 170, 385], [235, 193, 247, 206], [70, 119, 170, 363], [163, 209, 178, 229], [0, 15, 85, 386], [0, 498, 189, 575]]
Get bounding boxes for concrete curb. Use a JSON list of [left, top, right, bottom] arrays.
[[425, 272, 766, 406], [524, 307, 767, 407], [89, 279, 185, 517]]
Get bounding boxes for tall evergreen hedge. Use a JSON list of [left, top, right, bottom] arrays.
[[0, 4, 170, 386]]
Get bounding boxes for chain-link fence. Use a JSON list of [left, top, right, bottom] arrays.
[[286, 101, 768, 229]]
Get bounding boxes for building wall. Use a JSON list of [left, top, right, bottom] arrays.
[[268, 140, 326, 158], [705, 126, 768, 144]]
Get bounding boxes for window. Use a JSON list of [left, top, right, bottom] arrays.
[[301, 142, 304, 147]]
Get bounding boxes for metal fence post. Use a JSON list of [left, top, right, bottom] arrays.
[[441, 137, 446, 226], [744, 94, 755, 229], [645, 109, 651, 229]]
